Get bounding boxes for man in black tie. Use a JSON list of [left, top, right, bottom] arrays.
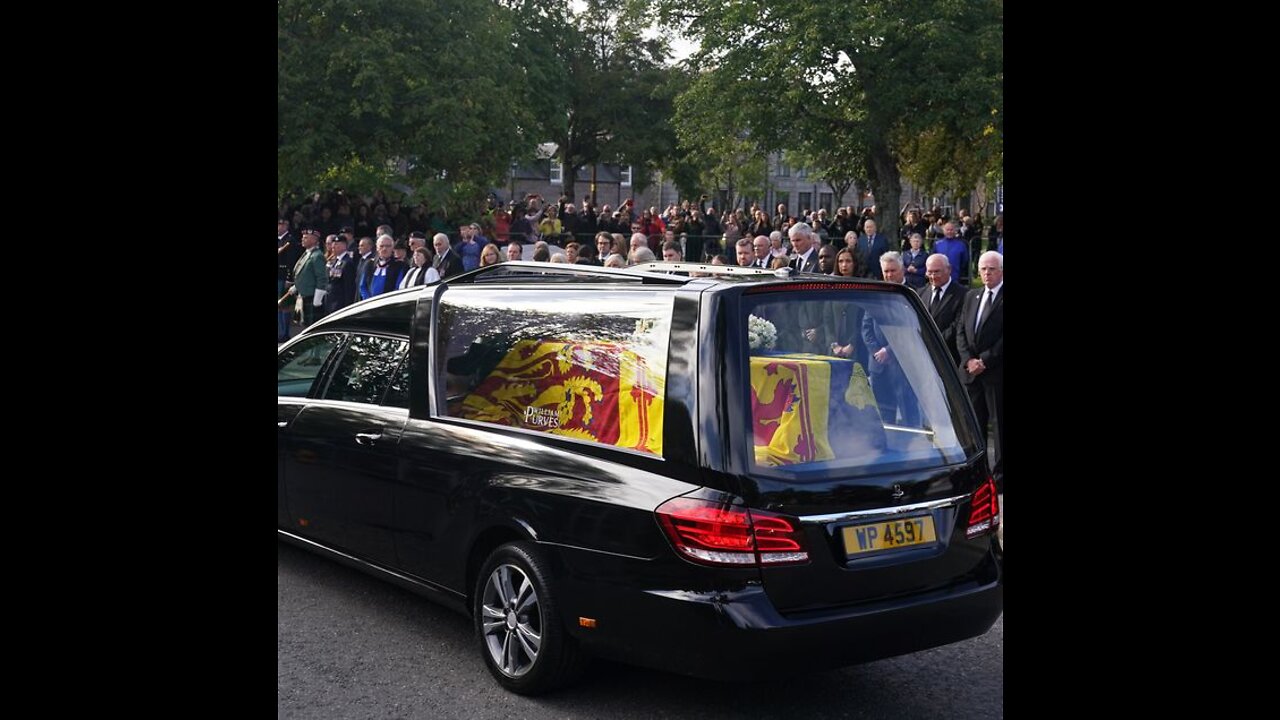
[[432, 233, 464, 278], [751, 235, 772, 268], [957, 250, 1004, 492], [859, 219, 889, 280], [917, 253, 963, 365], [323, 236, 357, 316], [789, 222, 820, 273]]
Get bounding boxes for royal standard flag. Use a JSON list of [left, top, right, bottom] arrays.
[[461, 339, 664, 455], [750, 353, 885, 466]]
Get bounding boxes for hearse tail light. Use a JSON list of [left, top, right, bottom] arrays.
[[655, 497, 809, 567], [965, 477, 1001, 540]]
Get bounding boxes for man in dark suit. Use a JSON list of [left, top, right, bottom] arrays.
[[859, 219, 890, 280], [323, 236, 358, 315], [278, 218, 301, 342], [956, 250, 1004, 492], [432, 233, 464, 278], [788, 222, 820, 273], [917, 253, 964, 365], [751, 235, 773, 268], [353, 237, 376, 302], [861, 252, 920, 426]]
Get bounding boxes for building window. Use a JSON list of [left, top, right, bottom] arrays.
[[775, 192, 789, 213], [799, 192, 812, 215], [550, 163, 562, 185], [620, 165, 632, 187], [819, 193, 833, 213], [777, 159, 789, 177], [796, 167, 807, 179]]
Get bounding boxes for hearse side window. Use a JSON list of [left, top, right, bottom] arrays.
[[322, 335, 409, 405], [381, 352, 411, 409], [277, 334, 342, 398], [434, 288, 673, 455]]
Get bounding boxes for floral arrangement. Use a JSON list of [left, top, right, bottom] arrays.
[[747, 314, 777, 350]]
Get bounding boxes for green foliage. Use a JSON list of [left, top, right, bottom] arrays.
[[668, 71, 769, 209], [512, 0, 679, 199], [278, 0, 531, 211], [654, 0, 1002, 233]]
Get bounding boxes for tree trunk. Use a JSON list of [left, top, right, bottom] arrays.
[[828, 179, 853, 208], [868, 141, 901, 251], [561, 160, 577, 208]]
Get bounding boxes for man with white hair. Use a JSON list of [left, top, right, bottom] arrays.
[[957, 250, 1004, 492], [432, 233, 464, 278], [360, 234, 407, 299], [860, 252, 920, 426], [788, 222, 819, 272], [629, 246, 656, 266], [751, 235, 771, 268], [918, 253, 964, 365]]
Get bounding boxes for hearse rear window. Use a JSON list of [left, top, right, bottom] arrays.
[[742, 289, 974, 477], [435, 288, 673, 456]]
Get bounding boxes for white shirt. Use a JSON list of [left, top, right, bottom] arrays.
[[399, 265, 441, 289], [974, 281, 1003, 328]]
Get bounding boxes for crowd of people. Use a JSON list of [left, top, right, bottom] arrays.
[[278, 190, 1001, 269], [277, 194, 1004, 494]]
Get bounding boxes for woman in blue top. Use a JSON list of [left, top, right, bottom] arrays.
[[902, 233, 928, 290]]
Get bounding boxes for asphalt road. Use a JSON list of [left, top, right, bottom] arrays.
[[278, 541, 1003, 719]]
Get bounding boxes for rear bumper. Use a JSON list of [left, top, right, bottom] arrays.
[[556, 547, 1003, 681]]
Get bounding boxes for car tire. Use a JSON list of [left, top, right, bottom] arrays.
[[474, 542, 584, 695]]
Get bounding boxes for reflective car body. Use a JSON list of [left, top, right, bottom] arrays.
[[278, 262, 1003, 694]]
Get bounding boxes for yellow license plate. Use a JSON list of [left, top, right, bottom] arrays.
[[842, 516, 937, 556]]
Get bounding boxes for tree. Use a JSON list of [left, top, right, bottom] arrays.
[[788, 127, 869, 213], [513, 0, 679, 203], [655, 0, 1003, 243], [666, 64, 768, 211], [278, 0, 531, 213]]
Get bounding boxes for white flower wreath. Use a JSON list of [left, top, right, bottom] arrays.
[[747, 314, 777, 350]]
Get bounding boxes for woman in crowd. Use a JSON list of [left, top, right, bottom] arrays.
[[538, 206, 563, 245], [400, 246, 441, 288], [902, 233, 928, 290], [749, 208, 772, 238], [353, 204, 373, 240], [479, 242, 501, 267], [609, 234, 628, 259], [827, 247, 867, 366]]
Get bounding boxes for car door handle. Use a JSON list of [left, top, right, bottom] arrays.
[[355, 432, 382, 446], [278, 421, 289, 428]]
